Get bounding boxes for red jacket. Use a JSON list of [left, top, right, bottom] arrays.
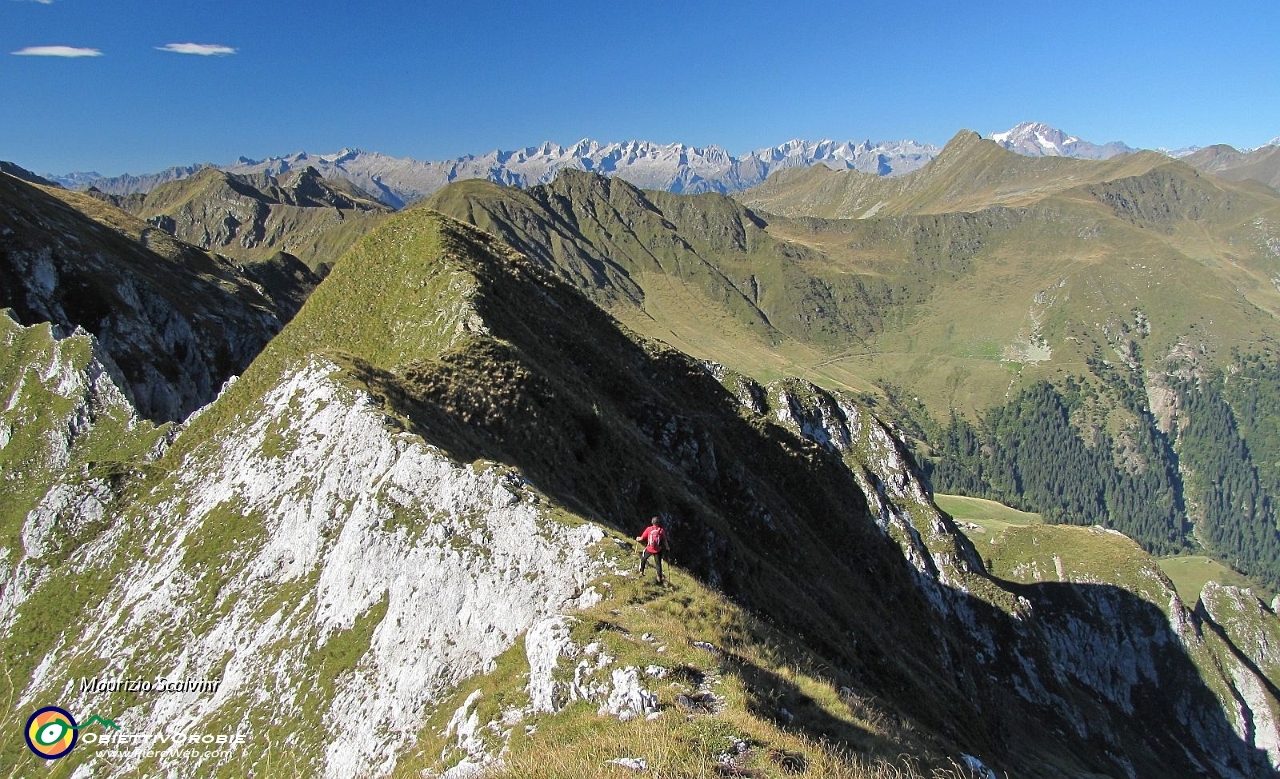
[[638, 525, 667, 554]]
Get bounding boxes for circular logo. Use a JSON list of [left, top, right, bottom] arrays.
[[25, 706, 78, 759]]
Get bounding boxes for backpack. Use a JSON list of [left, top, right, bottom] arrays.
[[646, 526, 666, 551]]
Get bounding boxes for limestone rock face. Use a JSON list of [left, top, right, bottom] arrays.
[[739, 371, 1280, 776], [737, 374, 986, 599], [0, 312, 158, 632], [4, 357, 611, 778], [524, 615, 658, 722], [1198, 582, 1280, 768]]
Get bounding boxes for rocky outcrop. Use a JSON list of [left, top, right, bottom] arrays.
[[726, 373, 987, 598], [0, 172, 294, 421], [0, 312, 160, 628], [749, 372, 1279, 775]]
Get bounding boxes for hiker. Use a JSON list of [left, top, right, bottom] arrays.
[[637, 516, 668, 584]]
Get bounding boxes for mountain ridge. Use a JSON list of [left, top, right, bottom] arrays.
[[737, 129, 1174, 218], [48, 121, 1211, 208], [96, 165, 393, 271], [1183, 143, 1280, 189], [48, 137, 940, 208], [3, 197, 1278, 776]]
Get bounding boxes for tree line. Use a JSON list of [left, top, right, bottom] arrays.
[[915, 358, 1280, 589]]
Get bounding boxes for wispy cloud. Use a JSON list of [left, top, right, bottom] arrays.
[[156, 42, 236, 56], [12, 45, 102, 57], [11, 1, 57, 5]]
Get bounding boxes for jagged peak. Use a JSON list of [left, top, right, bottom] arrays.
[[319, 147, 361, 163]]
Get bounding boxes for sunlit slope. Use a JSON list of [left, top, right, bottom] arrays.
[[426, 173, 882, 391], [431, 153, 1280, 416], [0, 207, 1005, 775], [776, 164, 1280, 413], [738, 130, 1172, 219], [119, 166, 392, 271]]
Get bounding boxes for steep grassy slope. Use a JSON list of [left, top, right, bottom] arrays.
[[426, 172, 900, 392], [0, 313, 165, 589], [2, 206, 1275, 778], [431, 148, 1280, 415], [0, 171, 302, 421]]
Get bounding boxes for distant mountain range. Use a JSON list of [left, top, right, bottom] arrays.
[[44, 122, 1280, 208], [50, 138, 940, 208]]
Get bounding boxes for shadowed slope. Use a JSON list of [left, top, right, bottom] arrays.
[[0, 171, 297, 420]]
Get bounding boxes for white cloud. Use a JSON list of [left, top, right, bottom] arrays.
[[12, 45, 102, 57], [156, 42, 236, 56]]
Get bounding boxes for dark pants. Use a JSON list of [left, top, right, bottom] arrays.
[[639, 550, 664, 582]]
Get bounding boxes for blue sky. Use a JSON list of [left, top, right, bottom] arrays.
[[3, 0, 1278, 176]]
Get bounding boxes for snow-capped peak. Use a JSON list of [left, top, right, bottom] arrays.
[[1158, 145, 1202, 159], [990, 122, 1133, 161], [990, 122, 1076, 156], [319, 148, 361, 164]]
